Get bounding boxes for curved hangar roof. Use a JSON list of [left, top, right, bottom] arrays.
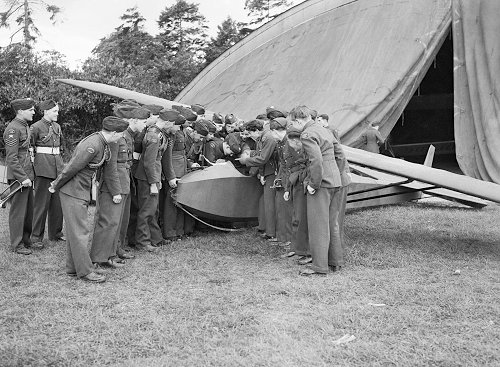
[[176, 0, 451, 144]]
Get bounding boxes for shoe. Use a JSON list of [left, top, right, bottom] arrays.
[[31, 241, 44, 250], [280, 251, 296, 258], [100, 259, 125, 268], [118, 252, 135, 259], [15, 246, 32, 255], [279, 241, 291, 248], [299, 268, 326, 276], [56, 235, 66, 241], [329, 265, 342, 272], [66, 272, 77, 277], [81, 272, 106, 283], [138, 244, 159, 252], [267, 237, 278, 242], [298, 256, 312, 265]]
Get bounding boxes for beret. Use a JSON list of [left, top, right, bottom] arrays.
[[194, 120, 209, 136], [38, 100, 57, 111], [212, 113, 223, 124], [318, 113, 329, 120], [159, 108, 180, 122], [270, 117, 288, 130], [114, 106, 150, 119], [172, 105, 197, 121], [224, 114, 237, 125], [175, 114, 187, 125], [204, 120, 217, 133], [255, 113, 268, 120], [191, 104, 205, 115], [244, 119, 264, 132], [224, 134, 242, 154], [142, 104, 164, 115], [11, 98, 35, 111], [119, 99, 141, 107], [102, 116, 129, 132], [266, 106, 287, 119], [310, 109, 318, 119]]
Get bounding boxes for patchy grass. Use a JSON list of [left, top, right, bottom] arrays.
[[0, 199, 499, 366]]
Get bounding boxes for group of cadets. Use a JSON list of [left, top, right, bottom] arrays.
[[3, 97, 350, 282]]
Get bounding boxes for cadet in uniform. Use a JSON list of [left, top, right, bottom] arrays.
[[30, 100, 65, 247], [113, 105, 149, 258], [282, 126, 310, 259], [161, 110, 195, 240], [3, 98, 36, 255], [134, 109, 179, 251], [353, 121, 385, 153], [49, 116, 127, 282], [289, 106, 344, 276], [237, 119, 279, 241]]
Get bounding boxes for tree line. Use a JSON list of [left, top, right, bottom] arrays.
[[0, 0, 295, 157]]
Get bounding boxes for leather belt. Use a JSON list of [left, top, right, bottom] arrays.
[[133, 152, 141, 160], [36, 146, 60, 155]]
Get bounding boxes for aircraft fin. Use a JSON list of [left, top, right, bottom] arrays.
[[423, 145, 435, 167]]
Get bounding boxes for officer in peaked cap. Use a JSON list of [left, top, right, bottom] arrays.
[[30, 100, 65, 248], [3, 98, 36, 255], [49, 116, 126, 282]]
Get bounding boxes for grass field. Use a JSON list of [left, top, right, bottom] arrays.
[[1, 199, 499, 366]]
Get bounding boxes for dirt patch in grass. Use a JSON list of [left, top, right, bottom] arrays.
[[0, 200, 499, 366]]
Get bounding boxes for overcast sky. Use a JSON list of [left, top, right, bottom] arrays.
[[0, 0, 251, 69]]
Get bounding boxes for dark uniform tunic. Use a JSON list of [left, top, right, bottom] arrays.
[[30, 118, 64, 242], [52, 132, 120, 277], [134, 125, 168, 248], [3, 117, 35, 251], [244, 130, 279, 238], [354, 127, 384, 153], [301, 121, 343, 273], [161, 130, 195, 239], [185, 130, 203, 167]]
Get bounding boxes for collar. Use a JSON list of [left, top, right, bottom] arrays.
[[303, 120, 316, 131], [13, 117, 28, 127], [41, 118, 52, 126]]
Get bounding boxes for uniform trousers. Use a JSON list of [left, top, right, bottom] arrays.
[[263, 173, 277, 237], [162, 186, 195, 238], [7, 180, 33, 250], [117, 193, 131, 254], [32, 176, 63, 241], [290, 183, 309, 256], [257, 193, 265, 231], [127, 176, 139, 246], [90, 191, 125, 263], [59, 191, 94, 277], [135, 179, 162, 247], [338, 185, 349, 249], [307, 186, 343, 273], [275, 188, 292, 242]]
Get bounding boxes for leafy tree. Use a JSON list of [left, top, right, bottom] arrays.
[[204, 16, 244, 65], [92, 7, 158, 67], [0, 0, 61, 48], [244, 0, 294, 26], [157, 0, 209, 57]]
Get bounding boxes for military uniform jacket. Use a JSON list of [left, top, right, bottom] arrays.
[[204, 138, 225, 163], [282, 133, 309, 191], [30, 118, 64, 179], [52, 132, 120, 201], [245, 130, 278, 178], [169, 130, 188, 178], [106, 130, 133, 195], [301, 121, 342, 190], [3, 118, 34, 182], [134, 125, 167, 184], [161, 131, 176, 182], [328, 127, 351, 187]]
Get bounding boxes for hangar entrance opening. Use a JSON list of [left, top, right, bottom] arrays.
[[388, 32, 459, 173]]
